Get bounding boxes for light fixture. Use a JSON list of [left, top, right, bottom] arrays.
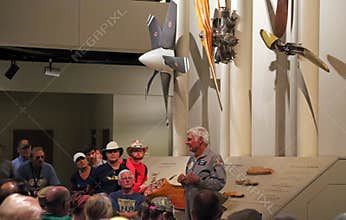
[[44, 58, 60, 77], [4, 60, 19, 80]]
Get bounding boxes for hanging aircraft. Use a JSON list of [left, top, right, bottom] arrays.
[[139, 1, 190, 125]]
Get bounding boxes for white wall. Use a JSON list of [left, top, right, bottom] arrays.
[[188, 0, 221, 153], [319, 0, 346, 156], [0, 61, 172, 155]]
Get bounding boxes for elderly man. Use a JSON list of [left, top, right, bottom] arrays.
[[109, 169, 145, 219], [0, 193, 43, 220], [43, 186, 71, 220], [178, 126, 226, 220], [12, 139, 31, 173], [89, 141, 127, 194], [16, 147, 60, 196]]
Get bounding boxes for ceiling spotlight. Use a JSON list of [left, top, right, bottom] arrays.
[[44, 58, 60, 77], [5, 60, 19, 80]]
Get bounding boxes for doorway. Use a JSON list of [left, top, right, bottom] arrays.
[[12, 129, 54, 165]]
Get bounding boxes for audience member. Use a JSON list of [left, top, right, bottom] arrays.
[[89, 141, 127, 194], [192, 189, 223, 220], [84, 146, 105, 168], [71, 194, 90, 220], [37, 185, 55, 209], [0, 144, 14, 181], [84, 193, 113, 220], [109, 169, 145, 219], [16, 146, 60, 196], [146, 196, 175, 220], [227, 209, 262, 220], [71, 152, 95, 192], [11, 139, 31, 173], [334, 213, 346, 220], [0, 193, 43, 220], [43, 186, 71, 220], [125, 140, 148, 193], [0, 179, 29, 204], [178, 126, 226, 220]]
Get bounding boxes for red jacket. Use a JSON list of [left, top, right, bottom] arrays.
[[126, 158, 148, 193]]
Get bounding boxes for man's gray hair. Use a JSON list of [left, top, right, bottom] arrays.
[[187, 126, 209, 145], [118, 169, 133, 181]]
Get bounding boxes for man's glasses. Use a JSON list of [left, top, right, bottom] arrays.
[[107, 149, 120, 154], [35, 156, 44, 160]]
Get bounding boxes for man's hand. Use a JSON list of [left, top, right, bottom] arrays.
[[177, 174, 186, 184], [177, 173, 200, 185], [138, 184, 147, 193]]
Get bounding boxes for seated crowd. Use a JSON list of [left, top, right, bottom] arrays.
[[0, 127, 285, 220], [0, 138, 187, 220]]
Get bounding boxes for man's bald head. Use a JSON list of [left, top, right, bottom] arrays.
[[45, 186, 70, 216], [0, 193, 43, 220]]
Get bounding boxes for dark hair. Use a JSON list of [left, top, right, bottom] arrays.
[[193, 189, 222, 220], [83, 146, 98, 154]]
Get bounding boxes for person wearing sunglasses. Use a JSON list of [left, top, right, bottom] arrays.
[[15, 147, 60, 196], [12, 139, 32, 173], [88, 141, 127, 194], [70, 152, 95, 193]]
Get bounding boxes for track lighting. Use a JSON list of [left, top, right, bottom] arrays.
[[4, 60, 19, 80], [44, 58, 60, 77]]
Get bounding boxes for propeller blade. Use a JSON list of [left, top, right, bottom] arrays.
[[159, 1, 177, 49], [162, 56, 190, 73], [291, 0, 294, 32], [297, 68, 318, 132], [160, 72, 171, 125], [274, 0, 288, 38], [195, 0, 222, 111], [145, 70, 159, 99], [147, 15, 162, 49], [300, 48, 330, 72], [260, 29, 279, 50]]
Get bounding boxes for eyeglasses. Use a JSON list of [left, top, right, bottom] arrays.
[[107, 149, 120, 154], [131, 148, 144, 153], [76, 157, 85, 162], [121, 177, 134, 180], [35, 155, 44, 160]]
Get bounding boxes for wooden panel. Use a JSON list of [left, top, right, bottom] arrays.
[[0, 0, 79, 48], [80, 0, 168, 53]]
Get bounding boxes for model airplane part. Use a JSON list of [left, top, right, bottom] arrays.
[[274, 0, 288, 38], [260, 29, 330, 72], [195, 0, 223, 111], [139, 1, 190, 125], [212, 7, 239, 64]]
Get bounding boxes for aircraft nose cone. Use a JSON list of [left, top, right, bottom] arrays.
[[139, 53, 150, 66]]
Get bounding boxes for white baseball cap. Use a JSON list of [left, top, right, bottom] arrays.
[[73, 152, 86, 163]]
